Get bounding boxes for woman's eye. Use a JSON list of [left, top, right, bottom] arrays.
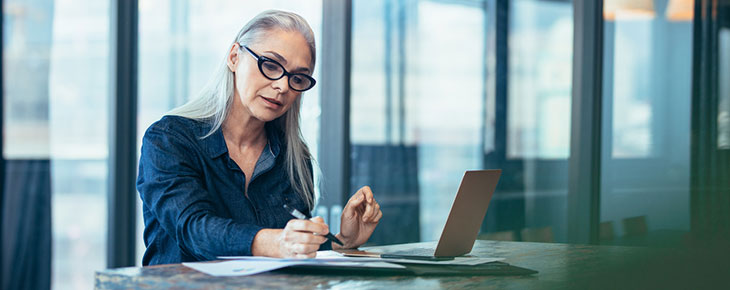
[[263, 62, 280, 71]]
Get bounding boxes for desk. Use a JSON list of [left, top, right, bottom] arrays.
[[95, 240, 726, 289]]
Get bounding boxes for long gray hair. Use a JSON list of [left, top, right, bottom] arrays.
[[167, 10, 317, 209]]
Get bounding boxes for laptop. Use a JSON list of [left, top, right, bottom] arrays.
[[336, 169, 501, 261]]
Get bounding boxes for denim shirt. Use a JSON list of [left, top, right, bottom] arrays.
[[137, 115, 330, 266]]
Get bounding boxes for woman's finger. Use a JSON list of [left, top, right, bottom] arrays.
[[360, 186, 374, 203], [342, 189, 367, 220], [291, 243, 320, 255], [310, 216, 325, 224], [285, 218, 329, 235], [362, 196, 375, 221], [346, 190, 365, 208], [295, 253, 316, 259], [283, 224, 328, 242], [372, 208, 383, 223], [367, 202, 381, 222], [358, 186, 376, 220]]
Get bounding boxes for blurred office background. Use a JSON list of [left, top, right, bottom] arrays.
[[2, 0, 729, 289]]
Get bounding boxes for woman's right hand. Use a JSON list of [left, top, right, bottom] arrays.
[[277, 216, 329, 258], [251, 216, 326, 258]]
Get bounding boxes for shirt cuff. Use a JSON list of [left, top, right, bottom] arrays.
[[233, 224, 266, 257]]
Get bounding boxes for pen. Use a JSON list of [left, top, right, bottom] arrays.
[[283, 204, 344, 246]]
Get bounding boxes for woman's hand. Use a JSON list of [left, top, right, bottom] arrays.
[[252, 217, 329, 258], [335, 186, 382, 249]]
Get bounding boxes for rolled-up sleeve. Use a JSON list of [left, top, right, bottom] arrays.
[[137, 126, 262, 260]]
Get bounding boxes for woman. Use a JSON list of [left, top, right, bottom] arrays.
[[137, 10, 382, 265]]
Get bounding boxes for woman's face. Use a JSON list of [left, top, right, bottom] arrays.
[[227, 29, 313, 123]]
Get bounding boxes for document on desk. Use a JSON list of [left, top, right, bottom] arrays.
[[184, 251, 405, 277], [183, 260, 298, 277], [219, 251, 504, 266], [313, 250, 504, 265]]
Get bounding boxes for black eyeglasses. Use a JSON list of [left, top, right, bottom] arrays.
[[240, 44, 316, 92]]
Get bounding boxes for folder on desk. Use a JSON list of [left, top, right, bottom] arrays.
[[283, 261, 537, 276], [206, 251, 537, 277], [283, 252, 537, 276]]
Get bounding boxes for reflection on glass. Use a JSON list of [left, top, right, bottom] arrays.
[[718, 28, 730, 150], [600, 0, 692, 247], [351, 0, 574, 245], [351, 0, 485, 244], [496, 0, 573, 243], [137, 0, 323, 264], [413, 1, 485, 242], [508, 0, 573, 159], [4, 0, 110, 289], [607, 15, 654, 158]]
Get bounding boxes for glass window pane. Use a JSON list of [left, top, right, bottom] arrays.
[[351, 0, 486, 244], [718, 28, 730, 150], [600, 0, 693, 247], [507, 0, 573, 159], [137, 0, 323, 264], [500, 0, 573, 243], [3, 0, 110, 289], [351, 0, 573, 245]]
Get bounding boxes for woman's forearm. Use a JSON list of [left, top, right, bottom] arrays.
[[251, 229, 282, 257]]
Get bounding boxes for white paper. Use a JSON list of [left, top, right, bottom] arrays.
[[218, 251, 383, 263], [183, 260, 302, 277], [186, 251, 409, 277]]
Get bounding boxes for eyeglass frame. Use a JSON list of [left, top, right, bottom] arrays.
[[239, 43, 316, 92]]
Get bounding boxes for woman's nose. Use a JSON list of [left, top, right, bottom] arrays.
[[271, 75, 290, 93]]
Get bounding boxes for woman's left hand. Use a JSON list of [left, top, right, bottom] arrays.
[[335, 186, 382, 249]]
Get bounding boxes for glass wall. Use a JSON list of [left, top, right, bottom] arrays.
[[351, 0, 485, 244], [137, 0, 323, 264], [493, 0, 573, 243], [3, 0, 110, 289], [600, 0, 693, 247], [350, 0, 573, 245], [719, 27, 730, 150]]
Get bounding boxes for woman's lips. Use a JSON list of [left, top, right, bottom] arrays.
[[260, 96, 282, 109]]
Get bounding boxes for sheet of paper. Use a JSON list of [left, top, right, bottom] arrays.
[[187, 252, 410, 277], [218, 251, 383, 263], [183, 260, 304, 277]]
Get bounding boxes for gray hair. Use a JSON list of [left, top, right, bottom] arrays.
[[167, 10, 317, 209]]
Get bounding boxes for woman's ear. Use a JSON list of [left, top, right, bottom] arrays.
[[227, 43, 240, 72]]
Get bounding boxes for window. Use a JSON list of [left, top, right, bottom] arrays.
[[3, 0, 110, 289], [599, 0, 693, 246], [507, 0, 573, 159], [490, 0, 573, 242], [718, 28, 730, 150], [350, 0, 574, 244], [351, 0, 486, 243]]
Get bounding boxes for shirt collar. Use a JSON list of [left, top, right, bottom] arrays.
[[201, 121, 283, 159]]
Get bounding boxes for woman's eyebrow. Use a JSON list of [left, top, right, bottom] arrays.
[[264, 50, 288, 65], [264, 50, 311, 73]]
